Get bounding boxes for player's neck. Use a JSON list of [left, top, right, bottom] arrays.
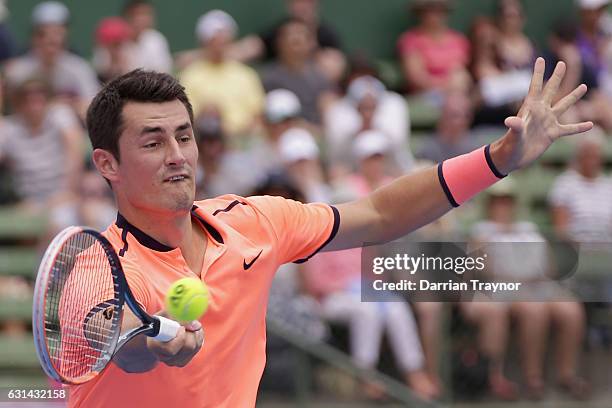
[[118, 206, 195, 250]]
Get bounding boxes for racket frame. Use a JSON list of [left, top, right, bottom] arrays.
[[32, 226, 166, 384]]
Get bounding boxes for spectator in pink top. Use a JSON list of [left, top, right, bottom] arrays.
[[397, 0, 470, 94]]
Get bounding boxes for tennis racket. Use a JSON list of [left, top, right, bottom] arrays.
[[32, 226, 181, 384]]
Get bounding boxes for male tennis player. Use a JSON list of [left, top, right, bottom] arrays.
[[70, 58, 590, 407]]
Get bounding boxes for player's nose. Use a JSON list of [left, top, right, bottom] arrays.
[[165, 138, 187, 167]]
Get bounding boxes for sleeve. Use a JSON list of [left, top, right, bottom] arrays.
[[247, 195, 340, 265]]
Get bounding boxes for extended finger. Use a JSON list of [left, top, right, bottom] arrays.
[[552, 84, 587, 116], [543, 61, 566, 104], [527, 57, 546, 97], [557, 121, 594, 138]]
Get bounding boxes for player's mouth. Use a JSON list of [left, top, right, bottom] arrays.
[[164, 174, 190, 183]]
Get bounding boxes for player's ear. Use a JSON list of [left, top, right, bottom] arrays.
[[92, 149, 120, 183]]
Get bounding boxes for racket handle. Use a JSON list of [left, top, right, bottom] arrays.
[[152, 316, 181, 342]]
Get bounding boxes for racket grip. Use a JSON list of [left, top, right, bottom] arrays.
[[152, 316, 181, 342]]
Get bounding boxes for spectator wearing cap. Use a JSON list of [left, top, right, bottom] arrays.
[[263, 88, 303, 143], [325, 75, 414, 175], [416, 92, 483, 163], [249, 89, 304, 179], [122, 0, 172, 73], [301, 130, 439, 401], [260, 18, 336, 126], [4, 1, 100, 120], [194, 108, 262, 199], [278, 127, 331, 203], [397, 0, 470, 95], [471, 178, 588, 400], [92, 17, 137, 83], [0, 77, 84, 232], [179, 10, 265, 143]]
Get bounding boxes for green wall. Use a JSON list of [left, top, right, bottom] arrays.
[[6, 0, 579, 60]]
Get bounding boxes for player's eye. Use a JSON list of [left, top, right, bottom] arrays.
[[178, 135, 192, 143], [143, 142, 160, 149]]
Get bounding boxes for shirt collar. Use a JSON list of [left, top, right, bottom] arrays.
[[115, 204, 224, 252]]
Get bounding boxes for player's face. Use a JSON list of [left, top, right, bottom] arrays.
[[116, 100, 198, 214]]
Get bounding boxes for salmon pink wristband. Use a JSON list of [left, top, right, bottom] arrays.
[[437, 145, 506, 207]]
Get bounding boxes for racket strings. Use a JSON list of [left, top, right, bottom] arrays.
[[42, 232, 122, 382]]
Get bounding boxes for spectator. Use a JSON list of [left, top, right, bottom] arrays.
[[544, 18, 612, 131], [260, 18, 335, 126], [0, 0, 16, 63], [469, 16, 502, 83], [259, 0, 346, 84], [473, 179, 588, 400], [397, 0, 471, 95], [92, 17, 137, 83], [417, 92, 483, 163], [194, 109, 261, 199], [496, 0, 536, 71], [179, 10, 265, 142], [4, 1, 100, 120], [278, 127, 331, 203], [77, 167, 116, 231], [122, 0, 172, 73], [249, 89, 304, 175], [0, 78, 83, 231], [576, 0, 609, 81], [302, 131, 439, 401], [325, 75, 414, 175], [549, 127, 612, 243], [469, 15, 531, 125]]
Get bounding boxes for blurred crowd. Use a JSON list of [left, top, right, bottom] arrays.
[[0, 0, 611, 403]]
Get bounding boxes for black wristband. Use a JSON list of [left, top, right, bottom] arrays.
[[484, 144, 507, 179]]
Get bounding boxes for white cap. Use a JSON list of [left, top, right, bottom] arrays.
[[265, 89, 301, 123], [278, 128, 319, 163], [578, 0, 610, 9], [32, 1, 69, 26], [347, 76, 386, 105], [352, 130, 391, 160], [195, 10, 237, 43]]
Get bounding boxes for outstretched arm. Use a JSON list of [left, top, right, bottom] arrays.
[[325, 58, 593, 251]]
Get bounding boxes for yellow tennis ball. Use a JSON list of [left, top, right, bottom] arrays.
[[165, 278, 209, 322]]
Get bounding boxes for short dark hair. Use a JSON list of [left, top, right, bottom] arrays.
[[86, 69, 194, 161]]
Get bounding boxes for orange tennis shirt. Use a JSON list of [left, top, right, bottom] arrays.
[[67, 194, 339, 408]]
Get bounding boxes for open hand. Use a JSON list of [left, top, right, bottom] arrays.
[[490, 57, 594, 174]]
